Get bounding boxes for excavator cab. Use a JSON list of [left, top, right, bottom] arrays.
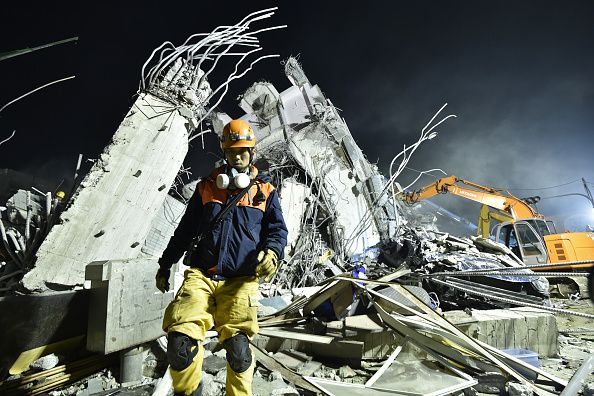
[[494, 220, 549, 265]]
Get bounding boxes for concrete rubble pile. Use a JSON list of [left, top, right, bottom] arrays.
[[0, 189, 65, 292], [391, 231, 551, 309], [1, 8, 593, 396], [208, 56, 552, 312], [223, 55, 400, 291], [198, 55, 584, 396]]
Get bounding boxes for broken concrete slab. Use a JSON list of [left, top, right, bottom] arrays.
[[278, 179, 309, 255], [252, 374, 299, 396], [510, 307, 559, 356], [30, 353, 60, 371], [239, 82, 280, 121], [338, 365, 357, 379], [271, 350, 310, 371], [23, 93, 192, 292], [507, 381, 533, 396], [474, 372, 507, 394], [444, 307, 558, 357], [296, 360, 323, 377], [254, 331, 364, 368], [85, 258, 172, 354], [201, 371, 224, 396]]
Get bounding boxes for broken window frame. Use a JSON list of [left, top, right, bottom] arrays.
[[304, 350, 476, 396], [305, 336, 477, 396], [513, 221, 548, 261]]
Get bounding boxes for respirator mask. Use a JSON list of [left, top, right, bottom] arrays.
[[216, 167, 251, 190]]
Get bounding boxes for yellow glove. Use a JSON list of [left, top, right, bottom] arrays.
[[255, 249, 278, 282]]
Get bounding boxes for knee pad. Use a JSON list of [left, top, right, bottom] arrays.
[[167, 332, 199, 372], [223, 333, 252, 373]]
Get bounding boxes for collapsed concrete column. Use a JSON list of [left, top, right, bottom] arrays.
[[18, 9, 283, 292], [22, 93, 192, 292], [215, 57, 400, 259]]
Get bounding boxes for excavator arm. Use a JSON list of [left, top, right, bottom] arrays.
[[478, 205, 513, 238], [402, 175, 541, 236]]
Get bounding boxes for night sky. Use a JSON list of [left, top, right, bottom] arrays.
[[2, 1, 593, 231]]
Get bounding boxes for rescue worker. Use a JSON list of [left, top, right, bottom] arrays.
[[155, 119, 288, 396]]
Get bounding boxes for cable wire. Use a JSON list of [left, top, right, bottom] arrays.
[[507, 179, 582, 191]]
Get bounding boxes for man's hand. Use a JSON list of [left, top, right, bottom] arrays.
[[155, 267, 171, 293], [255, 249, 278, 282]]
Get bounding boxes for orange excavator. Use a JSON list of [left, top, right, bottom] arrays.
[[401, 176, 594, 271]]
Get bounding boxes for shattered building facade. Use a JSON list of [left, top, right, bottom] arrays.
[[1, 8, 593, 396]]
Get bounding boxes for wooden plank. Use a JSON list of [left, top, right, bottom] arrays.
[[330, 283, 355, 318], [303, 280, 350, 314], [251, 344, 320, 393], [9, 336, 85, 375], [302, 340, 364, 368], [346, 314, 385, 331], [258, 317, 307, 327], [366, 285, 560, 395], [258, 328, 335, 344], [371, 300, 501, 374]]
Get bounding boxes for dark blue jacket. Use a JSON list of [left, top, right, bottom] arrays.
[[158, 165, 288, 278]]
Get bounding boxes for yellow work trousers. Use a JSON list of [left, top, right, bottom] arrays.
[[162, 268, 260, 396]]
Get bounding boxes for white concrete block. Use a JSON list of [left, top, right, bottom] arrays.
[[239, 81, 280, 117], [86, 258, 173, 354], [279, 86, 310, 126], [445, 308, 558, 357]]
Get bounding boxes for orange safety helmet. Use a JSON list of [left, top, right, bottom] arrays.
[[220, 119, 256, 149]]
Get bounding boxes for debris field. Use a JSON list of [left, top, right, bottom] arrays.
[[0, 8, 593, 396]]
